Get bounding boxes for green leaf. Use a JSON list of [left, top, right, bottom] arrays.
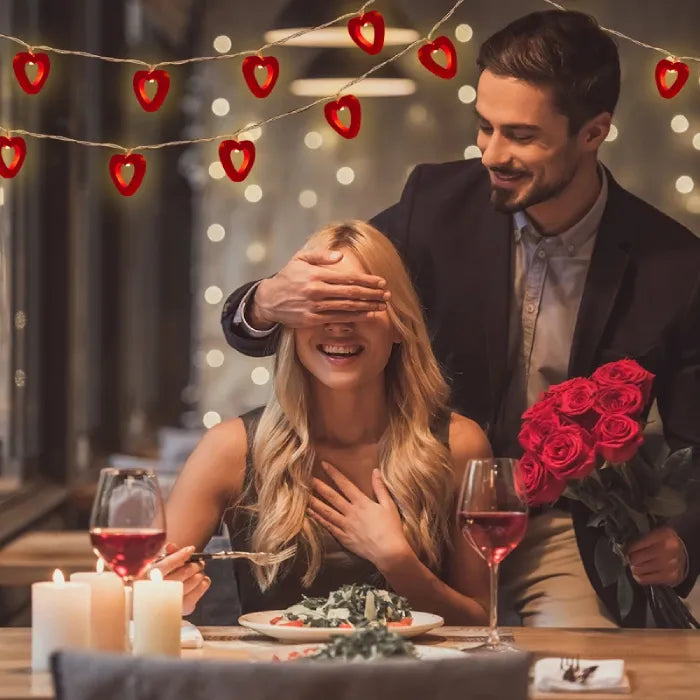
[[594, 537, 625, 588], [645, 485, 687, 517], [610, 494, 651, 536], [617, 571, 635, 621]]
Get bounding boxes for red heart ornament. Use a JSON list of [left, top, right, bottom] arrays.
[[418, 36, 458, 80], [132, 69, 170, 112], [13, 51, 50, 94], [324, 95, 362, 140], [109, 154, 147, 196], [348, 11, 385, 55], [654, 59, 689, 99], [218, 139, 256, 182], [242, 55, 279, 99], [0, 136, 27, 178]]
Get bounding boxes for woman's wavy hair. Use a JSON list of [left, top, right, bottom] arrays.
[[247, 220, 454, 589]]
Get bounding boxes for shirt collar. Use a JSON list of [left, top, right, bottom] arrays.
[[513, 166, 608, 255]]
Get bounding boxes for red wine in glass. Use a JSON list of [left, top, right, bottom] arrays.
[[459, 511, 528, 566], [90, 528, 166, 580], [458, 458, 527, 651]]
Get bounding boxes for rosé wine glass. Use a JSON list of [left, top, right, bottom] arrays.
[[89, 467, 166, 646], [458, 458, 528, 651]]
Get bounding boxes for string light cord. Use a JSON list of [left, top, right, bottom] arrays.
[[0, 0, 466, 154], [541, 0, 700, 62], [0, 1, 377, 69]]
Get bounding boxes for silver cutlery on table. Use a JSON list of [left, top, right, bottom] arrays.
[[560, 656, 599, 684]]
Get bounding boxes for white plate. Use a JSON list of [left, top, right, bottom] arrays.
[[253, 643, 463, 662], [238, 610, 444, 642]]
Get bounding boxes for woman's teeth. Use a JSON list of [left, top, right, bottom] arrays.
[[319, 344, 362, 357]]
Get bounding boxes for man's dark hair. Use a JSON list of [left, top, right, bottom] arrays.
[[477, 10, 620, 134]]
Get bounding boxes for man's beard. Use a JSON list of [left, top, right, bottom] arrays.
[[489, 166, 577, 213]]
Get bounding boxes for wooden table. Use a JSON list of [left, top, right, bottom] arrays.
[[0, 626, 697, 699]]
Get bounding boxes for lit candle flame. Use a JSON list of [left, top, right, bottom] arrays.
[[149, 568, 163, 583], [96, 558, 105, 574], [52, 569, 65, 584]]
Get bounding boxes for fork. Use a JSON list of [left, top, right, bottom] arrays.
[[560, 656, 598, 684], [188, 544, 297, 565]]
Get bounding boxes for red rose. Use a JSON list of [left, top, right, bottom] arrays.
[[595, 384, 644, 417], [593, 414, 644, 463], [522, 394, 558, 421], [592, 359, 655, 404], [516, 452, 567, 506], [540, 425, 596, 480], [518, 409, 562, 452], [557, 378, 599, 426]]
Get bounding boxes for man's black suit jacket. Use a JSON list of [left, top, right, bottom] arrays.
[[221, 159, 700, 626]]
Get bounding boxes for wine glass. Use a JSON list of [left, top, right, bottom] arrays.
[[89, 468, 166, 630], [458, 458, 528, 651]]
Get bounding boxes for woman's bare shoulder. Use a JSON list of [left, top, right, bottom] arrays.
[[448, 412, 492, 471], [183, 417, 249, 492]]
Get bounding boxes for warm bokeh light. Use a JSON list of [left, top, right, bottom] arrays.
[[605, 124, 618, 142], [299, 190, 318, 208], [208, 161, 225, 180], [251, 367, 270, 385], [207, 224, 225, 242], [670, 115, 689, 134], [464, 145, 482, 160], [455, 24, 474, 42], [211, 98, 230, 116], [458, 85, 476, 104], [206, 349, 224, 368], [203, 411, 222, 428], [304, 131, 323, 149], [213, 35, 232, 53], [239, 123, 262, 142], [246, 242, 267, 263], [336, 167, 355, 185], [692, 133, 700, 150], [244, 185, 263, 202], [676, 176, 694, 194], [204, 286, 223, 304]]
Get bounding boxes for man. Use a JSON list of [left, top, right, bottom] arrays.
[[220, 10, 700, 626]]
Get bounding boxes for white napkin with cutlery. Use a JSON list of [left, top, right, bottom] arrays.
[[533, 657, 630, 693]]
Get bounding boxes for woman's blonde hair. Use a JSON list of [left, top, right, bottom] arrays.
[[248, 220, 454, 589]]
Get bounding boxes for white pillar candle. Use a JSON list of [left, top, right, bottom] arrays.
[[31, 569, 91, 672], [132, 568, 182, 656], [70, 559, 126, 652]]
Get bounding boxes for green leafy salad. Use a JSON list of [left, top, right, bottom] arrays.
[[304, 626, 418, 661], [269, 584, 414, 629]]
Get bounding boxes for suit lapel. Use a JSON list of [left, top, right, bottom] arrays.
[[568, 173, 631, 377], [473, 192, 513, 419]]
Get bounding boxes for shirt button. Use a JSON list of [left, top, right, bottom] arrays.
[[526, 303, 535, 314], [537, 249, 546, 259]]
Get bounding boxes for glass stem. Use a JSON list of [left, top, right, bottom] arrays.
[[124, 580, 134, 652], [487, 561, 500, 647]]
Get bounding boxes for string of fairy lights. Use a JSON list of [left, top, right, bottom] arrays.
[[0, 0, 697, 197]]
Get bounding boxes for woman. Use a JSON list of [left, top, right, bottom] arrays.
[[160, 221, 490, 624]]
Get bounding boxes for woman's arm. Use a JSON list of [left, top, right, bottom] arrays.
[[309, 413, 492, 625], [166, 417, 248, 549], [157, 418, 248, 614]]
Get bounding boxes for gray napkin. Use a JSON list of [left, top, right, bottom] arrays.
[[52, 648, 532, 700]]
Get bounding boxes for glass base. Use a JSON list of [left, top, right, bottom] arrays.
[[462, 640, 518, 652]]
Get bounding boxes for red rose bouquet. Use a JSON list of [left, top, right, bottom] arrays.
[[518, 359, 699, 628]]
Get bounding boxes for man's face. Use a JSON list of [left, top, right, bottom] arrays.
[[475, 69, 582, 213]]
